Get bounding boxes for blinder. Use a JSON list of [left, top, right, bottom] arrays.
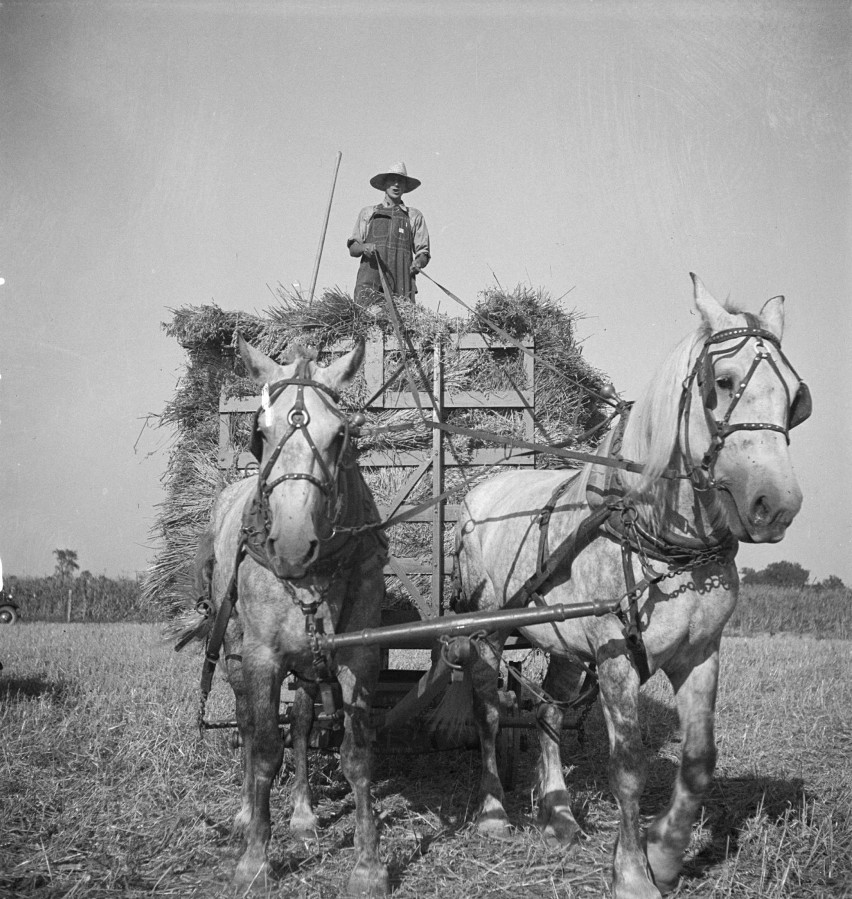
[[788, 381, 812, 430], [697, 351, 717, 411], [249, 410, 263, 462]]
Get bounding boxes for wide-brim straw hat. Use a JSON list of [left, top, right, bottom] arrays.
[[370, 162, 421, 192]]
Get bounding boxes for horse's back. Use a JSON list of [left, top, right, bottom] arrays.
[[456, 468, 586, 610], [459, 468, 585, 539]]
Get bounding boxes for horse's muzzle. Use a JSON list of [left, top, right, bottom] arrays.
[[266, 537, 320, 580], [745, 489, 802, 543]]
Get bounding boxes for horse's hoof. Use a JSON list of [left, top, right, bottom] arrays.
[[233, 856, 272, 894], [539, 816, 581, 849], [475, 811, 514, 840], [652, 876, 679, 896], [290, 826, 319, 847], [645, 837, 681, 894], [290, 810, 320, 846], [343, 859, 389, 898]]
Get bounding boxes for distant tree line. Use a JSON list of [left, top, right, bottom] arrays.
[[3, 548, 158, 622], [740, 561, 846, 590]]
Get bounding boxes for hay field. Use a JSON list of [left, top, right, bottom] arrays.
[[1, 624, 849, 898]]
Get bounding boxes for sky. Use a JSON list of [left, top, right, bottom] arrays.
[[1, 0, 849, 584]]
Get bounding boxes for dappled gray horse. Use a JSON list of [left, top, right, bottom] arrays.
[[452, 275, 809, 898], [189, 337, 389, 896]]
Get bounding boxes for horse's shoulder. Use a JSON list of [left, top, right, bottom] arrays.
[[209, 476, 256, 537], [216, 476, 256, 507]]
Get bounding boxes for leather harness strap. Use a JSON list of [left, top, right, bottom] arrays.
[[198, 535, 247, 728]]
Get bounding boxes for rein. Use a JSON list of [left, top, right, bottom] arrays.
[[197, 276, 811, 728]]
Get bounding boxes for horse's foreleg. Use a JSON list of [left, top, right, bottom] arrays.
[[337, 653, 389, 898], [470, 635, 511, 837], [646, 647, 720, 894], [289, 683, 319, 840], [225, 644, 254, 837], [535, 655, 583, 846], [233, 654, 284, 893], [597, 644, 660, 899], [233, 688, 254, 837]]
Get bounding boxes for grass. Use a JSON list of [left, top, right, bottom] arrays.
[[0, 625, 850, 898]]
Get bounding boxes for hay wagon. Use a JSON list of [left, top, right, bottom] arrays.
[[152, 288, 610, 784], [212, 327, 594, 785]]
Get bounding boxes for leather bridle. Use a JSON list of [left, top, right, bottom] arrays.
[[678, 324, 811, 489], [250, 358, 360, 546]]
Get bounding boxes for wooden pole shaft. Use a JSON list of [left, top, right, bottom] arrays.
[[308, 151, 342, 304]]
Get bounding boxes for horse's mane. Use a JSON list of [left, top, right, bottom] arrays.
[[620, 299, 744, 506]]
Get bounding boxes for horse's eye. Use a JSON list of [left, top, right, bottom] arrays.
[[715, 377, 734, 392]]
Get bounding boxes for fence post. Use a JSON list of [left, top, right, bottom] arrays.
[[66, 588, 72, 623]]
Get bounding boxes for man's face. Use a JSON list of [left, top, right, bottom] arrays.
[[384, 177, 405, 202]]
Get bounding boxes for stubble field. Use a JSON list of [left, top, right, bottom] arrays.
[[1, 623, 850, 898]]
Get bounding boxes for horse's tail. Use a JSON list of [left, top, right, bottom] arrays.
[[166, 529, 217, 652], [426, 669, 476, 742], [447, 521, 466, 612]]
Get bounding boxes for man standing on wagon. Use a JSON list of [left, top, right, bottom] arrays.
[[347, 162, 431, 307]]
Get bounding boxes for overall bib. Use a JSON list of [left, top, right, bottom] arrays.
[[354, 205, 415, 306]]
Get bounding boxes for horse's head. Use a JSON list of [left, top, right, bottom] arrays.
[[681, 274, 809, 543], [238, 335, 365, 579]]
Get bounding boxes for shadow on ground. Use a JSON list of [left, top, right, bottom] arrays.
[[0, 673, 75, 704]]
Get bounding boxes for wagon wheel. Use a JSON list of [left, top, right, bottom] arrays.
[[0, 605, 18, 625], [496, 689, 521, 792]]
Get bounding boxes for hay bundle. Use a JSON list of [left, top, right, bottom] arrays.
[[143, 285, 610, 618]]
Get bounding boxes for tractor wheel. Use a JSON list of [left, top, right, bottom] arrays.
[[0, 605, 18, 625]]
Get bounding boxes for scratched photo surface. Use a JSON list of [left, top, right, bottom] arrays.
[[0, 3, 849, 898]]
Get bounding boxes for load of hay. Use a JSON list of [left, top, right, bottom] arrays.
[[143, 285, 611, 619]]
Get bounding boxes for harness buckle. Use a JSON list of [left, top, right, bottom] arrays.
[[195, 599, 212, 618]]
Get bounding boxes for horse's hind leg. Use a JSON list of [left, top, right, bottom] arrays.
[[597, 643, 660, 899], [469, 634, 512, 837], [289, 683, 319, 840], [233, 653, 285, 892], [645, 646, 720, 894], [535, 655, 584, 846]]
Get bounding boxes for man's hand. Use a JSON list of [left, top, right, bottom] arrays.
[[410, 254, 428, 275], [361, 242, 377, 260]]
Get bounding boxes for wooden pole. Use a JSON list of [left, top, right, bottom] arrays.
[[309, 151, 343, 304], [66, 588, 72, 623]]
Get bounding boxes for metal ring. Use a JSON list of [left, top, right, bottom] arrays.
[[288, 407, 309, 427], [620, 505, 638, 525], [195, 599, 212, 617]]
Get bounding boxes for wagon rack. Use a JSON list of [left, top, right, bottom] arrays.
[[205, 301, 626, 787]]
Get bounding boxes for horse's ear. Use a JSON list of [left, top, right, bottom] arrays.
[[690, 273, 736, 332], [324, 338, 366, 390], [759, 295, 785, 341], [237, 334, 281, 386]]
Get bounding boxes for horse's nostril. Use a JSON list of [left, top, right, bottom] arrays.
[[751, 496, 771, 527]]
